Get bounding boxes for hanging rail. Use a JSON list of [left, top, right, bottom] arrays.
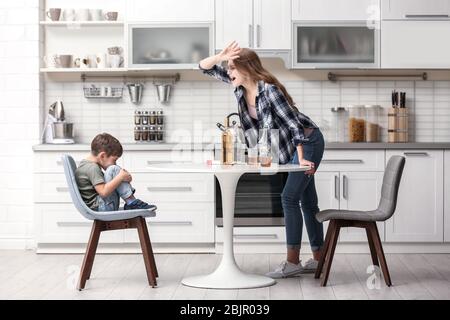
[[328, 72, 428, 82], [80, 73, 180, 83]]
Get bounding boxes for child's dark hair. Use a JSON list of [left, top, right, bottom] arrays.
[[91, 133, 123, 157]]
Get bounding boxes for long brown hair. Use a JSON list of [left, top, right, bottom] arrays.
[[232, 48, 297, 111]]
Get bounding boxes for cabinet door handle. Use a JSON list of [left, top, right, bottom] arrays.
[[147, 186, 192, 192], [148, 221, 193, 226], [334, 175, 340, 200], [256, 24, 261, 48], [55, 187, 69, 192], [322, 159, 364, 164], [403, 152, 428, 157], [343, 175, 348, 200], [405, 14, 449, 18], [234, 234, 278, 239], [248, 24, 253, 47]]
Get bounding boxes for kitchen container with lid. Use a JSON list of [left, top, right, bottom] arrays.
[[365, 105, 381, 142], [330, 107, 348, 142], [348, 105, 365, 142]]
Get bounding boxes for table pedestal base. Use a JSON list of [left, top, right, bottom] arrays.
[[181, 263, 276, 289]]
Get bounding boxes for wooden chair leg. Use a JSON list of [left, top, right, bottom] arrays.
[[315, 220, 335, 279], [367, 222, 392, 287], [320, 220, 341, 287], [366, 227, 379, 267], [140, 217, 158, 278], [77, 220, 102, 290], [136, 217, 157, 287]]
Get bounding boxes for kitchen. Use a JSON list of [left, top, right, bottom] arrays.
[[1, 0, 450, 304]]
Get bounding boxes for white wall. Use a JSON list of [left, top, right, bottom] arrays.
[[0, 0, 40, 249]]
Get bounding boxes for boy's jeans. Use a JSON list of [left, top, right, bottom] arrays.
[[96, 165, 134, 212], [281, 129, 325, 252]]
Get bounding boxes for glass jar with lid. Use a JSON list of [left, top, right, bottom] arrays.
[[364, 105, 381, 142], [330, 107, 348, 142], [348, 105, 366, 142]]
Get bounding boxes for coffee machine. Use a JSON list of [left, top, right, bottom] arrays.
[[43, 101, 75, 144]]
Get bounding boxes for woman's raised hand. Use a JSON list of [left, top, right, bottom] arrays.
[[218, 41, 241, 61]]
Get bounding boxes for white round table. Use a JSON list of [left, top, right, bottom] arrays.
[[146, 162, 309, 289]]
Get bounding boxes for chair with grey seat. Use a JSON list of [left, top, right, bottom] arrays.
[[62, 154, 158, 290], [315, 155, 406, 287]]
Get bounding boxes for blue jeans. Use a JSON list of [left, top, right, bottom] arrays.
[[281, 129, 325, 252], [96, 165, 134, 212]]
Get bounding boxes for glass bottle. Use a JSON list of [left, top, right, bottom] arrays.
[[330, 107, 348, 143], [258, 125, 272, 167], [365, 105, 380, 142], [348, 105, 365, 142]]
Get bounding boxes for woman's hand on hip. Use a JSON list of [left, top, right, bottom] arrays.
[[300, 158, 316, 175], [218, 41, 241, 61]]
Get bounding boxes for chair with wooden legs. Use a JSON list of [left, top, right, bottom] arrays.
[[314, 155, 406, 287], [62, 154, 158, 290]]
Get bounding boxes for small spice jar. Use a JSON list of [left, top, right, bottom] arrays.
[[149, 110, 157, 125], [142, 111, 149, 125], [149, 125, 156, 142], [141, 126, 149, 141], [156, 110, 164, 125], [134, 126, 141, 141], [134, 111, 142, 125], [156, 126, 164, 142]]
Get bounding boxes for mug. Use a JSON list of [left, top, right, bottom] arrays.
[[90, 9, 103, 21], [74, 56, 89, 69], [75, 9, 90, 21], [62, 9, 76, 21], [96, 53, 107, 68], [87, 54, 97, 68], [107, 46, 123, 55], [108, 54, 123, 68], [104, 11, 118, 21], [46, 8, 61, 21], [51, 54, 73, 68]]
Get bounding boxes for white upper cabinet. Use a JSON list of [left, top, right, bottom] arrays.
[[381, 20, 450, 68], [292, 0, 380, 21], [127, 0, 214, 22], [215, 0, 291, 50], [382, 0, 450, 20], [215, 0, 253, 49], [385, 151, 444, 242]]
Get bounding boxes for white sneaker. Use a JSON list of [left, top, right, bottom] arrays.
[[266, 260, 304, 279], [300, 258, 318, 273]]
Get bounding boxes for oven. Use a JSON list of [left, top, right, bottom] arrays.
[[215, 172, 288, 227]]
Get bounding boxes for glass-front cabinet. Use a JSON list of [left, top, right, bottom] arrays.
[[128, 23, 214, 69], [293, 22, 380, 68]]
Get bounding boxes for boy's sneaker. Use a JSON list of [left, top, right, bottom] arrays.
[[300, 258, 318, 273], [124, 199, 156, 211], [265, 260, 304, 279]]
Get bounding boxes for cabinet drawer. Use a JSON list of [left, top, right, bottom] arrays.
[[216, 227, 286, 243], [123, 151, 213, 172], [34, 174, 72, 203], [319, 150, 385, 171], [124, 202, 215, 243], [35, 204, 123, 243], [131, 173, 214, 202]]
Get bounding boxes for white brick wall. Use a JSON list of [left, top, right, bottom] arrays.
[[0, 0, 40, 249]]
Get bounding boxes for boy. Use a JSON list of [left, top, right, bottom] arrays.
[[75, 133, 155, 211]]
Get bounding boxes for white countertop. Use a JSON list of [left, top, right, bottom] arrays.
[[146, 162, 309, 173]]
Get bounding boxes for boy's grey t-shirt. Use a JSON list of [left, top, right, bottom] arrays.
[[75, 160, 105, 209]]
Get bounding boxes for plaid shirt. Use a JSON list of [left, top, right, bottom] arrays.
[[200, 64, 319, 164]]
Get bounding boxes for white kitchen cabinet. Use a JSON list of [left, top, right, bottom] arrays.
[[126, 0, 214, 22], [215, 0, 291, 50], [339, 171, 385, 242], [444, 151, 450, 242], [292, 0, 380, 21], [381, 20, 450, 68], [381, 0, 450, 20], [385, 150, 444, 242]]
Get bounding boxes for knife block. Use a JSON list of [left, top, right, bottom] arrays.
[[388, 107, 408, 143]]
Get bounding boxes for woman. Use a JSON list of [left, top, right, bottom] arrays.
[[199, 41, 325, 279]]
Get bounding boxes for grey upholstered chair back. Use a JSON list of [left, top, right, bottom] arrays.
[[376, 155, 406, 221], [62, 154, 96, 221]]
